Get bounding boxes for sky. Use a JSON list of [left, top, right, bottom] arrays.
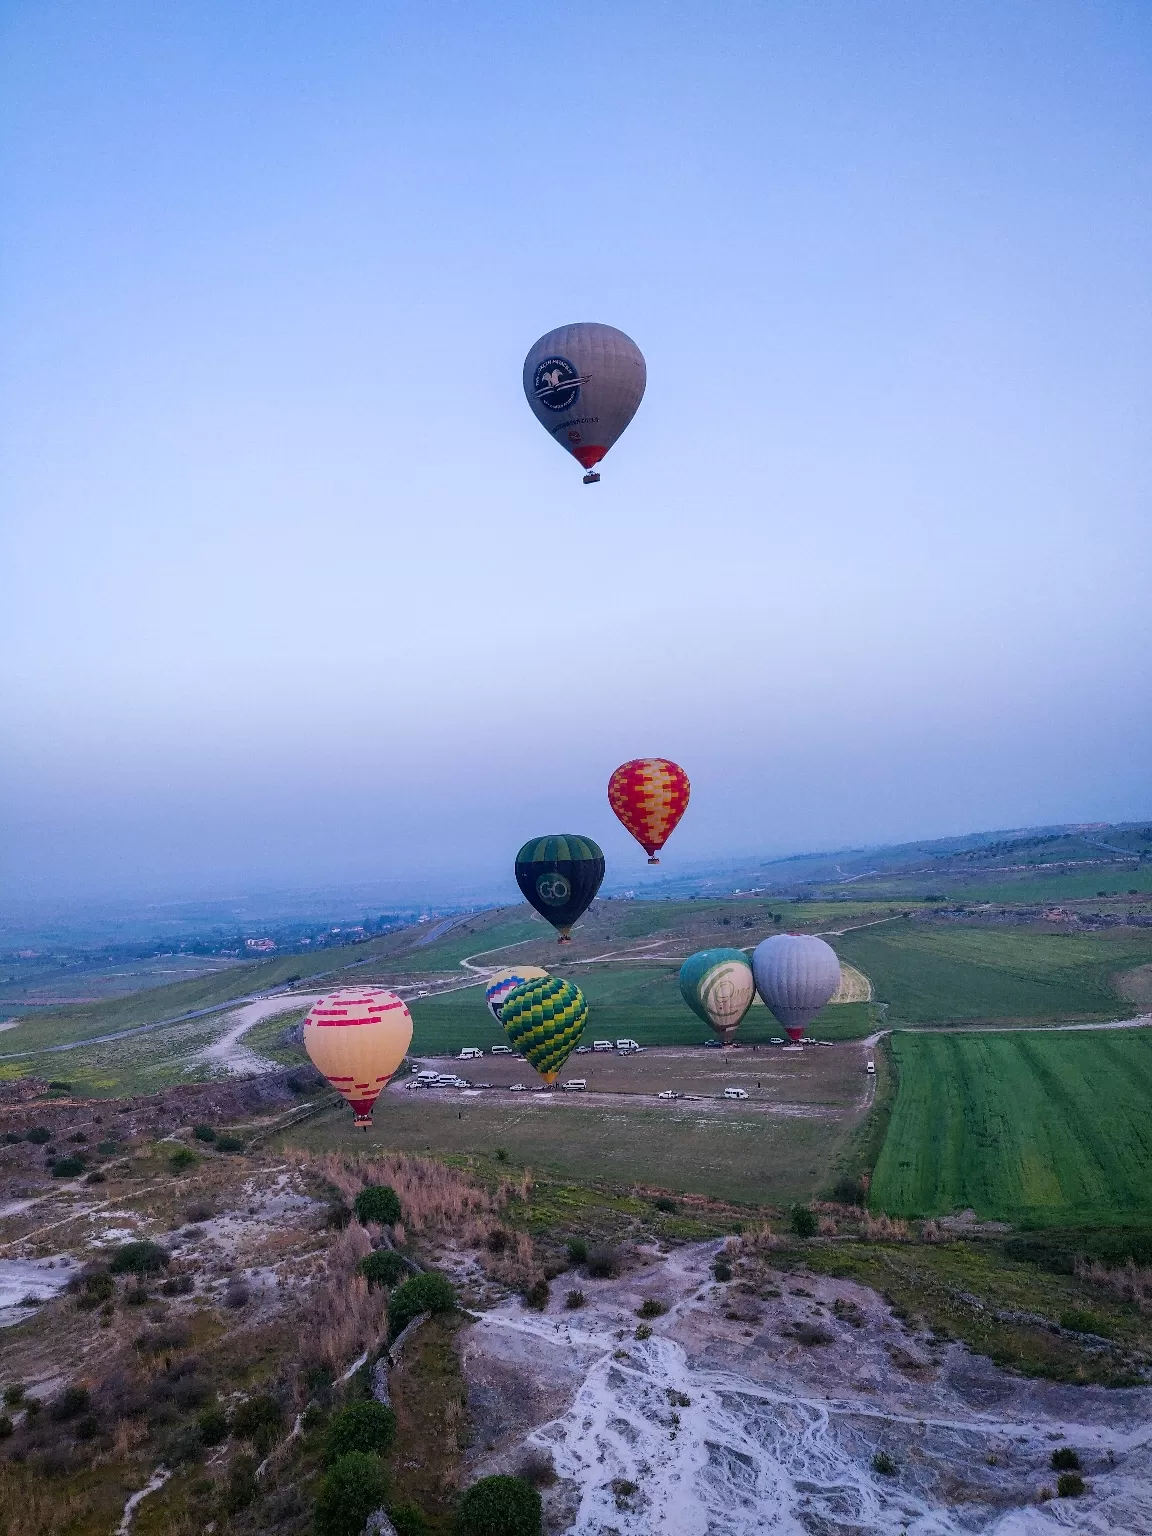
[[1, 1, 1150, 910]]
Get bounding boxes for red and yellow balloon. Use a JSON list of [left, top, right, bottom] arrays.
[[608, 758, 690, 863], [303, 988, 413, 1128]]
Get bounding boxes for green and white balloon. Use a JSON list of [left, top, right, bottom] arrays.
[[679, 948, 756, 1044]]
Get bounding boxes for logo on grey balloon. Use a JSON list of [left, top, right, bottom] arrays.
[[533, 356, 587, 412], [536, 872, 571, 907]]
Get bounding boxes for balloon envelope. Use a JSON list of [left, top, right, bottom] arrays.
[[515, 834, 605, 942], [523, 323, 646, 476], [484, 966, 549, 1023], [679, 948, 755, 1043], [303, 988, 413, 1126], [608, 758, 690, 862], [500, 974, 589, 1083], [751, 935, 841, 1043]]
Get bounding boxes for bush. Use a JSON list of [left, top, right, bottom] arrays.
[[653, 1197, 678, 1213], [565, 1289, 585, 1310], [354, 1185, 402, 1226], [389, 1501, 430, 1535], [0, 1416, 12, 1439], [565, 1236, 588, 1265], [516, 1447, 557, 1488], [585, 1245, 621, 1279], [486, 1228, 509, 1254], [96, 1140, 119, 1155], [223, 1452, 259, 1513], [184, 1202, 214, 1224], [359, 1250, 407, 1289], [110, 1241, 170, 1276], [635, 1323, 652, 1340], [791, 1205, 818, 1238], [215, 1134, 245, 1154], [77, 1272, 114, 1310], [313, 1451, 390, 1536], [713, 1260, 732, 1282], [637, 1298, 667, 1319], [1060, 1310, 1111, 1337], [198, 1406, 229, 1445], [326, 1202, 352, 1230], [193, 1125, 217, 1142], [161, 1273, 195, 1297], [3, 1384, 25, 1407], [3, 1132, 22, 1144], [457, 1475, 542, 1536], [231, 1395, 283, 1443], [86, 1170, 106, 1184], [1057, 1473, 1086, 1498], [224, 1278, 251, 1309], [388, 1272, 457, 1337], [48, 1081, 71, 1092], [26, 1127, 51, 1144], [523, 1278, 549, 1311], [50, 1386, 90, 1422], [169, 1148, 198, 1172], [1050, 1447, 1081, 1472], [872, 1451, 896, 1476], [52, 1156, 86, 1178], [323, 1401, 397, 1465]]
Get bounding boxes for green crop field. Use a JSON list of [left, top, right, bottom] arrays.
[[831, 921, 1152, 1025], [406, 966, 874, 1053], [945, 872, 1152, 904], [872, 1027, 1152, 1225]]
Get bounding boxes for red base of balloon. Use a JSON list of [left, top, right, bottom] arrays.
[[785, 1028, 805, 1044], [571, 444, 607, 470]]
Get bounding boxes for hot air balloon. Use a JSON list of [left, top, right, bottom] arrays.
[[751, 935, 841, 1045], [608, 758, 690, 863], [679, 948, 755, 1045], [303, 988, 413, 1127], [484, 966, 549, 1023], [499, 974, 588, 1083], [515, 835, 605, 943], [523, 323, 646, 483]]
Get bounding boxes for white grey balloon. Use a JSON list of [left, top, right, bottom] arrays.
[[751, 934, 842, 1042], [523, 323, 646, 482]]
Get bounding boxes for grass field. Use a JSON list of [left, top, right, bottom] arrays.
[[872, 1027, 1152, 1225], [832, 921, 1152, 1024], [945, 871, 1151, 904]]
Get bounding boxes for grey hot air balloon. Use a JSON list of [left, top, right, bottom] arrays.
[[751, 934, 842, 1044], [523, 323, 646, 483]]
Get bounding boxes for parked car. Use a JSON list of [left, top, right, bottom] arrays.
[[490, 1044, 513, 1055], [458, 1047, 483, 1060], [561, 1079, 587, 1092], [769, 1038, 785, 1045], [701, 1039, 721, 1048], [508, 1083, 526, 1092], [723, 1087, 749, 1100], [415, 1070, 440, 1084], [616, 1038, 640, 1052], [817, 1040, 835, 1049], [657, 1089, 681, 1100], [574, 1045, 591, 1054], [866, 1061, 876, 1075]]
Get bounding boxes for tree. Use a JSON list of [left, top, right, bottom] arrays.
[[388, 1272, 456, 1337], [457, 1475, 542, 1536], [313, 1452, 389, 1536], [323, 1402, 397, 1465], [109, 1241, 170, 1275], [359, 1250, 407, 1289], [354, 1185, 402, 1226], [791, 1205, 817, 1238]]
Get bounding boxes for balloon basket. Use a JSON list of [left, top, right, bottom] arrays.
[[647, 857, 660, 864]]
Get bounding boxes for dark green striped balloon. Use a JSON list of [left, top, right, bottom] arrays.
[[514, 834, 605, 942], [500, 974, 588, 1084]]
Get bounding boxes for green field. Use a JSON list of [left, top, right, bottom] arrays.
[[832, 921, 1152, 1025], [872, 1027, 1152, 1225], [945, 871, 1151, 904], [407, 966, 875, 1053]]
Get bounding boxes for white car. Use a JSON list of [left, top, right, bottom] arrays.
[[490, 1044, 513, 1055], [866, 1061, 876, 1075], [769, 1038, 785, 1045], [574, 1045, 591, 1054], [508, 1083, 526, 1092], [657, 1089, 681, 1100], [561, 1079, 587, 1092], [723, 1087, 749, 1100]]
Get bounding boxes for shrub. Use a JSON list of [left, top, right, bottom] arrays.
[[3, 1385, 25, 1407], [22, 1397, 42, 1419], [326, 1202, 352, 1230], [635, 1323, 652, 1340], [585, 1245, 621, 1279], [313, 1451, 390, 1536], [359, 1250, 407, 1290], [653, 1197, 678, 1213], [96, 1140, 119, 1154], [637, 1298, 667, 1319], [223, 1452, 259, 1513], [1060, 1310, 1111, 1337], [198, 1406, 229, 1446], [457, 1474, 542, 1536], [486, 1228, 509, 1254], [193, 1125, 217, 1142], [26, 1127, 51, 1144], [161, 1273, 195, 1297], [566, 1236, 588, 1265], [48, 1081, 71, 1092], [52, 1156, 86, 1177], [165, 1424, 204, 1465], [50, 1386, 90, 1422], [3, 1132, 22, 1144], [565, 1290, 586, 1310], [124, 1283, 150, 1305], [110, 1241, 170, 1276], [1057, 1472, 1086, 1497], [0, 1416, 12, 1439], [86, 1170, 106, 1184], [354, 1185, 402, 1226], [389, 1502, 430, 1536], [184, 1201, 214, 1224], [1050, 1447, 1081, 1472], [872, 1451, 896, 1476], [516, 1447, 557, 1488], [791, 1205, 818, 1238], [231, 1394, 283, 1443], [494, 1147, 509, 1163], [224, 1278, 251, 1309], [388, 1272, 456, 1337], [215, 1134, 245, 1153], [77, 1272, 114, 1309], [169, 1148, 198, 1172], [713, 1260, 732, 1282], [323, 1401, 397, 1465], [523, 1278, 549, 1311]]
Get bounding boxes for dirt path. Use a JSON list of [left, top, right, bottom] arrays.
[[190, 994, 320, 1077]]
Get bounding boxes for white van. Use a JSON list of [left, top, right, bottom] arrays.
[[561, 1079, 587, 1092], [490, 1044, 513, 1055], [458, 1047, 483, 1060], [415, 1070, 439, 1085], [592, 1040, 613, 1052], [866, 1060, 876, 1075], [723, 1087, 749, 1100], [616, 1038, 640, 1053]]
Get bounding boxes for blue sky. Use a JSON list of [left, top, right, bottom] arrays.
[[1, 1, 1149, 906]]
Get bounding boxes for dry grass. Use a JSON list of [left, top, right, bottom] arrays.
[[0, 1463, 97, 1536], [1076, 1257, 1152, 1311], [731, 1222, 780, 1256], [298, 1149, 505, 1234], [294, 1220, 388, 1378], [858, 1212, 911, 1241]]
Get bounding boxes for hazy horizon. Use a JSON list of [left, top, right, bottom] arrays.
[[3, 3, 1149, 909]]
